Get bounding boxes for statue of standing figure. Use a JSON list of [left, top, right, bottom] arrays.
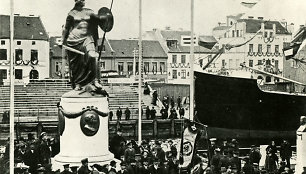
[[62, 0, 113, 95]]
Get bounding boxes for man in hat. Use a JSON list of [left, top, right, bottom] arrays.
[[70, 166, 79, 174], [249, 145, 261, 166], [116, 107, 122, 121], [110, 128, 126, 159], [37, 165, 46, 174], [229, 151, 241, 174], [118, 162, 128, 174], [78, 158, 91, 174], [280, 139, 292, 168], [124, 142, 135, 163], [241, 157, 253, 174], [152, 141, 166, 163], [38, 132, 51, 165], [127, 159, 139, 174], [24, 143, 39, 174], [61, 164, 73, 174], [149, 158, 161, 174], [168, 140, 177, 159], [108, 160, 117, 174], [211, 148, 222, 173], [208, 138, 217, 166]]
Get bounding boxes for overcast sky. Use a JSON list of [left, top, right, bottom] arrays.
[[1, 0, 306, 39]]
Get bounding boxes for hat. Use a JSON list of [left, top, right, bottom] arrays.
[[215, 148, 221, 152], [253, 163, 259, 166], [251, 145, 256, 148], [110, 160, 116, 166], [70, 166, 79, 171], [81, 158, 88, 164], [63, 164, 70, 168], [209, 138, 217, 141], [40, 132, 46, 139], [168, 140, 173, 143], [37, 166, 45, 171]]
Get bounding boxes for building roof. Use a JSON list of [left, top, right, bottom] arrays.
[[0, 15, 48, 40], [100, 39, 167, 58], [168, 45, 218, 53], [227, 13, 245, 20], [213, 26, 231, 31], [49, 36, 62, 58], [237, 18, 291, 35], [160, 30, 191, 41]]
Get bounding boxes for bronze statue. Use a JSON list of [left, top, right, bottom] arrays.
[[62, 0, 113, 94]]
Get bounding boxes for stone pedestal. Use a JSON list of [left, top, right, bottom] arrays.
[[296, 117, 306, 174], [53, 90, 114, 169]]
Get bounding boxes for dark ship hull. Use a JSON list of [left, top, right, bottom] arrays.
[[194, 71, 306, 139]]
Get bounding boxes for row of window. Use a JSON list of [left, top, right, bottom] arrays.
[[0, 40, 36, 46], [172, 69, 189, 79], [117, 62, 167, 75], [248, 59, 279, 68], [172, 55, 186, 64], [0, 49, 38, 61], [0, 69, 23, 80], [249, 44, 279, 53]]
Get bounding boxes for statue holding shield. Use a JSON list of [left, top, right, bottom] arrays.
[[62, 0, 113, 94]]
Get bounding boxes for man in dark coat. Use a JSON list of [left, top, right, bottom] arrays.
[[108, 160, 117, 174], [24, 143, 39, 174], [249, 145, 261, 165], [280, 140, 292, 168], [61, 164, 73, 174], [177, 96, 181, 109], [110, 129, 126, 159], [179, 107, 185, 118], [145, 106, 150, 120], [78, 158, 91, 174], [229, 151, 241, 174], [149, 158, 162, 174], [116, 107, 122, 121], [160, 106, 168, 119], [109, 111, 113, 121], [150, 107, 157, 120], [170, 96, 175, 108], [38, 132, 51, 166], [210, 148, 222, 173], [126, 159, 139, 174], [124, 142, 136, 163], [125, 107, 131, 120]]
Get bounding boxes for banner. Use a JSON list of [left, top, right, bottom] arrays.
[[179, 125, 198, 168]]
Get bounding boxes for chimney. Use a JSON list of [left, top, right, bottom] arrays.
[[218, 22, 221, 26], [29, 14, 34, 17], [258, 17, 264, 20]]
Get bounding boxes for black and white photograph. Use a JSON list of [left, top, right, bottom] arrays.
[[0, 0, 306, 173]]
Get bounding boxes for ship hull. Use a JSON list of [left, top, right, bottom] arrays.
[[194, 71, 306, 139]]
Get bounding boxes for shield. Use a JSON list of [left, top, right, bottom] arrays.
[[98, 7, 114, 32]]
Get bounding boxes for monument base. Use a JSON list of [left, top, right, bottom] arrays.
[[53, 90, 115, 171]]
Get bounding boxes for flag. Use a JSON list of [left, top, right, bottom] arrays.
[[179, 123, 198, 168], [283, 42, 302, 60]]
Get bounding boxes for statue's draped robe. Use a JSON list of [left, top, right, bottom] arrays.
[[65, 8, 99, 87]]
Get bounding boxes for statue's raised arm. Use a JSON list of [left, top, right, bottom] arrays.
[[62, 0, 113, 95]]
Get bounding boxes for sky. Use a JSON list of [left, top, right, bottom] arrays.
[[1, 0, 306, 39]]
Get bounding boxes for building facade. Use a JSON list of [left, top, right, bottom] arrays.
[[212, 15, 293, 83], [144, 29, 217, 84], [0, 15, 49, 85]]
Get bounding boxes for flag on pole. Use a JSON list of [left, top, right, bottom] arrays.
[[179, 123, 198, 168]]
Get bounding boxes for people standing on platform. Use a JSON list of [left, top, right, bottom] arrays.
[[61, 164, 73, 174], [150, 107, 157, 120], [170, 96, 175, 108], [280, 139, 292, 168], [152, 90, 158, 106], [179, 107, 185, 118], [145, 106, 150, 120], [109, 111, 113, 121], [160, 106, 168, 119], [169, 108, 178, 119], [110, 128, 126, 159], [78, 158, 91, 174], [116, 107, 122, 121], [265, 140, 278, 173], [249, 145, 261, 166], [125, 107, 131, 120], [177, 96, 181, 109]]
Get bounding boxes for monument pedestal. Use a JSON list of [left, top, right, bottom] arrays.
[[53, 90, 114, 170]]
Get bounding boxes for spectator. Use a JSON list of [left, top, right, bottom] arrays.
[[242, 157, 253, 174], [229, 151, 241, 174], [278, 161, 286, 174], [124, 142, 136, 163], [145, 106, 150, 120], [37, 132, 51, 166], [78, 158, 91, 174], [177, 96, 181, 109], [139, 160, 150, 174], [2, 110, 9, 123], [150, 107, 157, 120], [160, 106, 168, 119], [70, 166, 79, 174], [61, 164, 73, 174], [149, 158, 161, 174], [168, 140, 177, 159], [152, 90, 158, 106], [152, 142, 166, 163], [116, 107, 122, 121], [24, 143, 39, 174], [208, 138, 217, 166], [210, 148, 222, 174], [127, 159, 139, 174], [249, 145, 261, 165], [179, 107, 185, 118], [280, 140, 292, 168], [118, 162, 128, 174], [169, 108, 178, 119], [170, 96, 175, 108], [265, 141, 278, 173], [110, 128, 126, 159], [109, 160, 117, 174], [109, 111, 113, 121], [125, 107, 131, 120]]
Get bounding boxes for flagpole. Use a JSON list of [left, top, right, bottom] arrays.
[[9, 0, 15, 172], [138, 0, 142, 146], [189, 0, 195, 121]]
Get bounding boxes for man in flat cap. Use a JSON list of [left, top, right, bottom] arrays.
[[61, 164, 73, 174], [78, 158, 91, 174]]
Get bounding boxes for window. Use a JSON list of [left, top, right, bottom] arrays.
[[181, 55, 186, 64], [0, 49, 7, 60], [136, 62, 139, 74], [1, 40, 5, 45], [118, 62, 124, 75], [275, 45, 279, 53], [0, 69, 7, 80], [101, 61, 105, 70], [275, 60, 279, 70], [249, 44, 253, 52], [31, 50, 38, 61], [224, 33, 227, 38], [181, 70, 186, 79], [229, 59, 234, 69], [144, 62, 149, 74], [264, 31, 268, 38], [258, 60, 263, 65], [249, 60, 253, 67], [258, 44, 262, 53], [236, 30, 239, 37], [17, 41, 21, 45], [15, 49, 23, 61], [267, 45, 271, 53], [127, 62, 133, 75], [160, 62, 165, 74], [230, 21, 233, 25], [152, 62, 157, 74], [55, 61, 62, 72], [266, 76, 272, 83], [172, 70, 177, 79], [32, 41, 36, 45], [232, 30, 235, 37], [172, 55, 177, 64], [15, 69, 23, 79], [222, 59, 226, 67], [270, 32, 273, 38]]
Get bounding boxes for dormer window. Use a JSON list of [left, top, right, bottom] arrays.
[[167, 40, 178, 48]]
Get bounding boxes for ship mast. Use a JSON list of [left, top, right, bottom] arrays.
[[189, 0, 195, 121], [9, 0, 15, 172], [138, 0, 142, 145]]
